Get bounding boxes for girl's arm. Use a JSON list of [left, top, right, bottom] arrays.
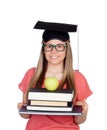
[[17, 93, 31, 119], [74, 99, 88, 124], [17, 102, 31, 119]]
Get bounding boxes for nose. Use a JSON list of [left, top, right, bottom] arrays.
[[51, 46, 57, 53]]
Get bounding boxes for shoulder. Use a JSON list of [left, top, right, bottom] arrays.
[[24, 67, 36, 76], [73, 70, 89, 86], [26, 67, 36, 73], [73, 70, 89, 88], [18, 67, 36, 93], [74, 70, 86, 81]]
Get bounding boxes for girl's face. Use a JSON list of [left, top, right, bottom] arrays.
[[43, 39, 67, 65]]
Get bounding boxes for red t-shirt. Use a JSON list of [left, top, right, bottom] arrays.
[[19, 67, 93, 130]]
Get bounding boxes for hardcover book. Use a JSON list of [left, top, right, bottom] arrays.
[[30, 100, 69, 106], [19, 105, 82, 116], [28, 88, 74, 102], [27, 102, 73, 112]]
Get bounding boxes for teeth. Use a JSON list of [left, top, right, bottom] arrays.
[[51, 56, 57, 59]]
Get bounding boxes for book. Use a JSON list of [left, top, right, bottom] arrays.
[[26, 102, 73, 111], [30, 100, 69, 106], [28, 88, 74, 102], [19, 105, 83, 116]]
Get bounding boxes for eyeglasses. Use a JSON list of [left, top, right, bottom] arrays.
[[42, 43, 67, 52]]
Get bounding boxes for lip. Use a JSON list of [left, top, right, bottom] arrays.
[[50, 55, 59, 59]]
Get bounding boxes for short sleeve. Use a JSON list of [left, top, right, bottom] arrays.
[[74, 71, 93, 101], [18, 67, 36, 93]]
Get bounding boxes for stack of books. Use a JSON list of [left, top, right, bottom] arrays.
[[26, 88, 74, 112]]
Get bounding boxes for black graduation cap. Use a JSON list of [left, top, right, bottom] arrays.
[[34, 21, 78, 42], [34, 21, 77, 32]]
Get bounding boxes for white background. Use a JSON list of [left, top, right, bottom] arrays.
[[0, 0, 107, 129]]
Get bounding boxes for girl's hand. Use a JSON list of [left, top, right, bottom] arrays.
[[75, 99, 88, 114], [17, 102, 26, 110], [74, 99, 88, 124], [17, 102, 31, 119]]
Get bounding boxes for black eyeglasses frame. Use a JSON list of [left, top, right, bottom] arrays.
[[42, 43, 67, 52]]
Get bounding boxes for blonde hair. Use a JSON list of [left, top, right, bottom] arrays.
[[25, 40, 76, 101]]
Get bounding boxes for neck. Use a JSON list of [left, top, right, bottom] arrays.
[[47, 63, 64, 73], [46, 63, 64, 80]]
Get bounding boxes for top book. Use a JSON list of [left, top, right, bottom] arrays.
[[28, 88, 74, 102]]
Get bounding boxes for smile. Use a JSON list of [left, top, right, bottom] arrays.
[[50, 56, 58, 59]]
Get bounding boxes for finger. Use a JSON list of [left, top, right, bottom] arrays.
[[82, 99, 88, 113], [75, 101, 83, 106], [17, 103, 23, 109], [17, 102, 26, 110]]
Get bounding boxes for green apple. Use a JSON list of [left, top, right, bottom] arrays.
[[44, 77, 59, 91]]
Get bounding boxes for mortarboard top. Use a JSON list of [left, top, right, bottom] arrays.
[[33, 21, 78, 42], [34, 21, 77, 32]]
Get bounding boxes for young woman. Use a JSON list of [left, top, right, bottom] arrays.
[[17, 21, 92, 130]]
